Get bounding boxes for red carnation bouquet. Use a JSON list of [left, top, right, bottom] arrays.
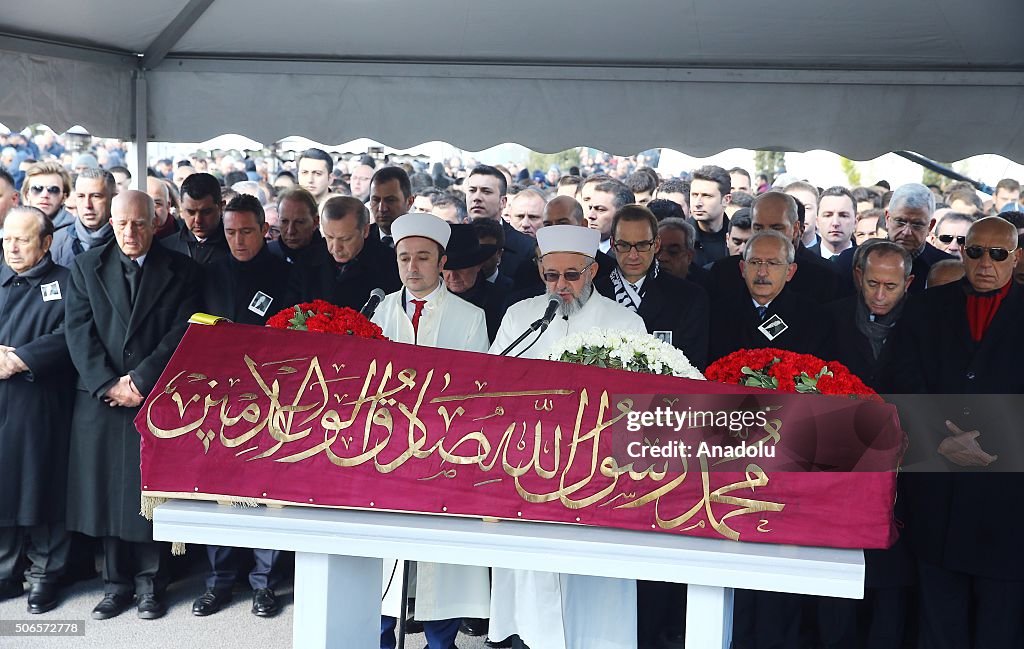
[[266, 299, 387, 340], [705, 348, 879, 399]]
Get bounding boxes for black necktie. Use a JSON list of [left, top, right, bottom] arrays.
[[756, 305, 768, 321], [381, 235, 394, 248], [123, 258, 142, 306]]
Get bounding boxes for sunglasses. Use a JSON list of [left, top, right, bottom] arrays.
[[28, 185, 63, 196], [937, 234, 966, 246], [542, 262, 594, 283], [964, 245, 1017, 262]]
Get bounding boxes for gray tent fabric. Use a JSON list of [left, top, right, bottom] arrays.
[[1, 0, 1022, 160]]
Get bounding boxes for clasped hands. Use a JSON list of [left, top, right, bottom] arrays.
[[0, 345, 28, 380], [104, 375, 144, 408]]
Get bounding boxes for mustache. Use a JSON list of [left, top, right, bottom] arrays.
[[753, 278, 773, 285]]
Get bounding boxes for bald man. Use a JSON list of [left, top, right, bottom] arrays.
[[146, 176, 178, 239], [65, 190, 202, 621], [889, 216, 1024, 649]]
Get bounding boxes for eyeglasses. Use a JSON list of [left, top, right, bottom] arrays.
[[542, 262, 594, 283], [890, 218, 929, 232], [964, 245, 1018, 262], [745, 259, 789, 270], [937, 234, 966, 246], [28, 185, 63, 196], [612, 239, 655, 254]]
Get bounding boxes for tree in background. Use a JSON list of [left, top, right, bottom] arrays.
[[840, 157, 862, 186], [754, 151, 786, 184], [527, 149, 581, 176]]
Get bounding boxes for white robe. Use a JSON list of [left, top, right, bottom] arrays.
[[487, 291, 644, 649], [372, 282, 491, 621]]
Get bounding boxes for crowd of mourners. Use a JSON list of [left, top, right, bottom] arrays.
[[1, 128, 1023, 649]]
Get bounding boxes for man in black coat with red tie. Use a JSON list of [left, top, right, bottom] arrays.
[[292, 195, 401, 311], [64, 191, 202, 621], [886, 216, 1024, 649], [594, 204, 709, 370]]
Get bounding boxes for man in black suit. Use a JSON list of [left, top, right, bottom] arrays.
[[294, 195, 401, 310], [709, 228, 830, 363], [828, 241, 913, 390], [834, 183, 954, 293], [267, 187, 325, 267], [887, 216, 1024, 649], [159, 172, 229, 265], [367, 166, 414, 249], [64, 191, 202, 621], [195, 193, 288, 617], [595, 204, 709, 370], [442, 224, 508, 342], [827, 240, 916, 648], [706, 191, 839, 304], [464, 165, 535, 280]]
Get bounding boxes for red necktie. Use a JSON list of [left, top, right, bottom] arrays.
[[411, 299, 426, 335]]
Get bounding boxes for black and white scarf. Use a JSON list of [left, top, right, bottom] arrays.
[[610, 259, 659, 313]]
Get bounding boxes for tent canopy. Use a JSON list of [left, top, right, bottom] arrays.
[[1, 0, 1022, 160]]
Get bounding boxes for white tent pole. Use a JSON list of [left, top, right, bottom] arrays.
[[128, 70, 148, 190]]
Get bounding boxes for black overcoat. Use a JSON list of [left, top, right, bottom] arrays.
[[0, 255, 73, 526], [64, 241, 201, 542]]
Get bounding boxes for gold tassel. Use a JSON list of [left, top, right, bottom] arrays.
[[171, 542, 186, 556], [140, 494, 166, 521]]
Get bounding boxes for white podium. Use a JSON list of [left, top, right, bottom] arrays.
[[154, 501, 863, 649]]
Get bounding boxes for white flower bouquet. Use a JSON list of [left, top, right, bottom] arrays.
[[548, 328, 705, 380]]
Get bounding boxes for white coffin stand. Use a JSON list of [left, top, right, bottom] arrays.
[[154, 501, 863, 649]]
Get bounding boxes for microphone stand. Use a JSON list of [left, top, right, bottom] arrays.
[[499, 317, 550, 356]]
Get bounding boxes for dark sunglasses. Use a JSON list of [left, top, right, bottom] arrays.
[[964, 245, 1017, 262], [542, 262, 595, 283], [937, 234, 966, 246], [28, 185, 63, 196]]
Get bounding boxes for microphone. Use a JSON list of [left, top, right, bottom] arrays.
[[359, 288, 387, 318], [538, 294, 561, 328], [499, 295, 563, 356]]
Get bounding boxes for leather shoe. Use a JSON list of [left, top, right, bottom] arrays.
[[192, 588, 232, 616], [461, 618, 489, 636], [404, 618, 424, 634], [92, 593, 132, 620], [0, 579, 24, 601], [27, 583, 59, 614], [485, 636, 516, 649], [137, 593, 167, 619], [251, 588, 279, 617]]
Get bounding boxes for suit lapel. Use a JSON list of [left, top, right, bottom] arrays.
[[94, 243, 132, 329], [637, 276, 663, 321], [126, 246, 174, 341]]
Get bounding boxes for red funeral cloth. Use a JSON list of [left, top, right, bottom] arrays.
[[137, 323, 905, 549]]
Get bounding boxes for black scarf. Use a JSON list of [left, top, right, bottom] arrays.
[[854, 295, 904, 359]]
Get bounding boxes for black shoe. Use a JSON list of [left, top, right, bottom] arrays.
[[137, 593, 167, 619], [251, 588, 279, 617], [27, 583, 59, 614], [0, 579, 24, 601], [485, 635, 516, 649], [404, 618, 424, 634], [92, 593, 132, 620], [461, 618, 489, 636], [192, 588, 232, 616]]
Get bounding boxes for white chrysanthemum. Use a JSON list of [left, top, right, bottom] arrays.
[[549, 328, 705, 380]]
